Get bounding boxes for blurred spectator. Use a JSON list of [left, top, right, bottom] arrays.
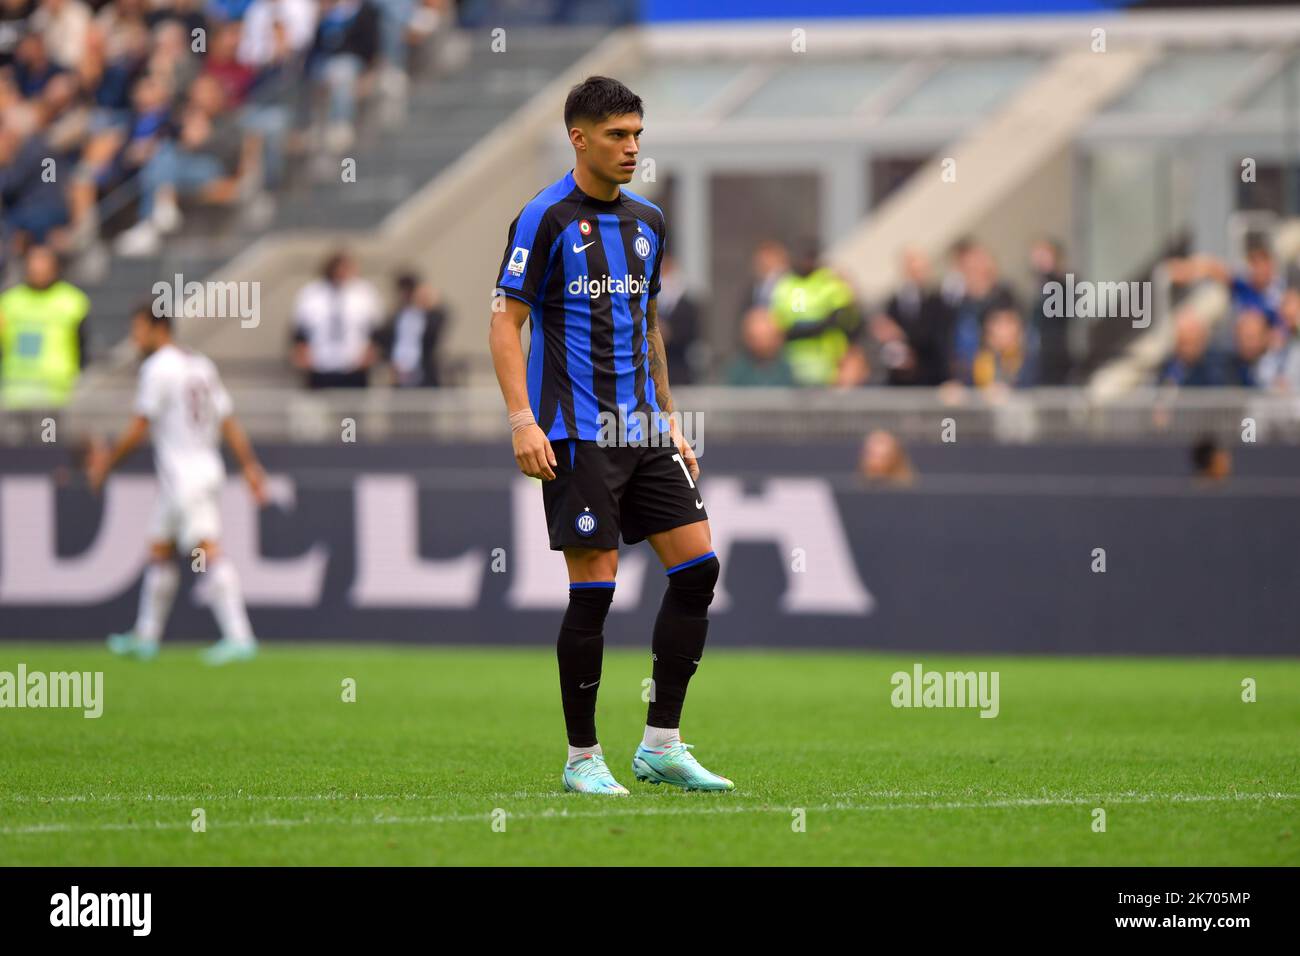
[[0, 69, 39, 139], [378, 271, 445, 387], [946, 236, 1017, 384], [149, 0, 206, 37], [654, 254, 700, 385], [723, 306, 795, 387], [29, 0, 90, 73], [971, 306, 1038, 390], [0, 1, 35, 73], [206, 0, 256, 22], [202, 21, 256, 107], [835, 340, 870, 388], [11, 32, 61, 96], [1190, 435, 1231, 483], [858, 429, 914, 487], [85, 0, 152, 129], [239, 0, 316, 67], [114, 74, 262, 256], [769, 237, 860, 387], [1166, 233, 1285, 331], [0, 245, 90, 407], [300, 0, 379, 152], [746, 238, 788, 310], [1159, 309, 1221, 387], [290, 250, 382, 388], [238, 2, 313, 189], [0, 0, 439, 275], [874, 246, 953, 386], [1225, 309, 1272, 387], [0, 116, 72, 253], [145, 20, 201, 96], [68, 72, 174, 246], [1028, 237, 1071, 384]]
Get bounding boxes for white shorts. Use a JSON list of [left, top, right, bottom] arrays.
[[148, 485, 221, 552]]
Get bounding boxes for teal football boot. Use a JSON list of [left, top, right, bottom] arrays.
[[563, 752, 630, 795], [106, 632, 158, 661], [200, 638, 258, 666], [632, 741, 734, 791]]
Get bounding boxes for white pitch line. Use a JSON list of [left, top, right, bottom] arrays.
[[0, 792, 1295, 836], [0, 788, 1292, 804]]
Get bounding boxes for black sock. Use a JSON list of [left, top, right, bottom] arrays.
[[557, 584, 614, 748], [648, 554, 719, 729]]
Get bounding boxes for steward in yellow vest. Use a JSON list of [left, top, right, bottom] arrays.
[[0, 247, 90, 409], [769, 240, 861, 386]]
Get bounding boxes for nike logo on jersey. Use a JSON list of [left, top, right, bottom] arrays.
[[695, 499, 704, 509], [572, 240, 596, 253], [579, 680, 600, 689]]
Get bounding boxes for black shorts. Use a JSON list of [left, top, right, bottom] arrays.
[[542, 439, 708, 551]]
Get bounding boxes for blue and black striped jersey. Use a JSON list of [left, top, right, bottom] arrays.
[[496, 168, 669, 443]]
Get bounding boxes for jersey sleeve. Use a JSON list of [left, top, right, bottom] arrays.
[[134, 361, 164, 419], [648, 215, 667, 299], [208, 362, 234, 419], [495, 206, 556, 308]]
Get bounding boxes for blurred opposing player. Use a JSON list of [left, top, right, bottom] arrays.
[[86, 306, 268, 664], [488, 76, 732, 795]]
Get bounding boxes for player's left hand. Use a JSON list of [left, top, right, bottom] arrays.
[[670, 417, 698, 482]]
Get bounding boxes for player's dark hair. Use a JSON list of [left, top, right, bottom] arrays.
[[564, 76, 643, 130], [133, 302, 172, 330], [1191, 435, 1219, 474]]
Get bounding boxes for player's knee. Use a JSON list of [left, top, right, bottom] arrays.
[[560, 582, 615, 634], [666, 552, 719, 605]]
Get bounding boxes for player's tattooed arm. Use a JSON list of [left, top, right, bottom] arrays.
[[647, 299, 699, 479], [645, 298, 673, 415]]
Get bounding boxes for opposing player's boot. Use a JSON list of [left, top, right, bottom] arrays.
[[562, 752, 630, 795], [106, 632, 158, 661], [632, 741, 734, 791], [200, 638, 258, 666]]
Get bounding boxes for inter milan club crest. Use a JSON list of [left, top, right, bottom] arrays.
[[634, 234, 651, 260], [575, 508, 597, 537], [578, 220, 592, 236]]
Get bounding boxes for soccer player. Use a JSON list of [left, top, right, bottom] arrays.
[[488, 76, 733, 795], [86, 306, 268, 665]]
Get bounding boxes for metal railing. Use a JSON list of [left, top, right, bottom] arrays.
[[3, 385, 1298, 447]]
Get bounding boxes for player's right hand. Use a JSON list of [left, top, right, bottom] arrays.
[[513, 423, 557, 481], [84, 440, 109, 495], [244, 462, 270, 506]]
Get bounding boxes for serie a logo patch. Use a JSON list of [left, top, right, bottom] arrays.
[[574, 509, 598, 537], [507, 247, 529, 275]]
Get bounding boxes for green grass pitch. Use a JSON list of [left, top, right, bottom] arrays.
[[0, 644, 1296, 866]]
